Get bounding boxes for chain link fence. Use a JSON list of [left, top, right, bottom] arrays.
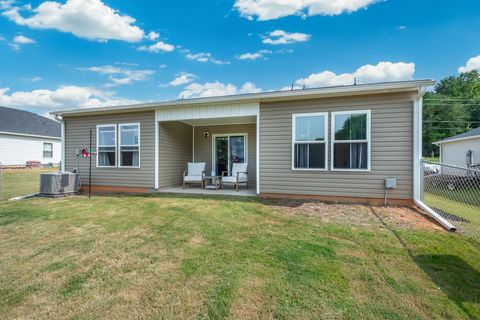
[[0, 163, 59, 201], [421, 160, 480, 237]]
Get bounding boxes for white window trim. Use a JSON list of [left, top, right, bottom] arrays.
[[291, 112, 329, 171], [212, 133, 248, 176], [118, 123, 141, 169], [96, 124, 117, 168], [331, 110, 371, 172], [42, 142, 53, 159]]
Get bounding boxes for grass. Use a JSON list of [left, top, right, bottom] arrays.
[[0, 194, 479, 319], [0, 167, 58, 200], [422, 157, 440, 163], [424, 192, 480, 239]]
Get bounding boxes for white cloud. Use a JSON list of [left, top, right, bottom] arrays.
[[234, 0, 378, 20], [138, 41, 174, 53], [28, 76, 43, 83], [237, 49, 272, 60], [180, 81, 261, 99], [147, 31, 159, 41], [458, 55, 480, 73], [185, 52, 230, 65], [81, 65, 155, 86], [0, 0, 13, 10], [289, 61, 415, 89], [13, 35, 35, 44], [2, 0, 144, 42], [0, 86, 140, 110], [161, 72, 196, 87], [262, 30, 310, 45]]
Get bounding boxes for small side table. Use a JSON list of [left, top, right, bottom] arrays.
[[204, 176, 222, 190]]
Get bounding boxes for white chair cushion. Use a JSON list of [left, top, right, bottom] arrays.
[[232, 163, 248, 179], [222, 176, 247, 183], [188, 162, 205, 176], [184, 175, 203, 182]]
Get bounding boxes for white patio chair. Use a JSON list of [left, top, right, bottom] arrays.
[[221, 163, 248, 191], [183, 162, 206, 189]]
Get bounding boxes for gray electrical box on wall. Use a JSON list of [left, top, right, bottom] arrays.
[[385, 178, 397, 189]]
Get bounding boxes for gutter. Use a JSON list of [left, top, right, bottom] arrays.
[[0, 131, 61, 140], [412, 84, 456, 231], [50, 79, 436, 117], [54, 114, 65, 172], [414, 200, 456, 231]]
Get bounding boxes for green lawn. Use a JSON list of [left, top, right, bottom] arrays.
[[0, 167, 58, 200], [424, 192, 480, 239], [1, 194, 479, 319]]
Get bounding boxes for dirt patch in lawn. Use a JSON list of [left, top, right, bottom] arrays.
[[269, 199, 443, 232]]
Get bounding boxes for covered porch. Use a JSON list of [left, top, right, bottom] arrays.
[[154, 102, 259, 195]]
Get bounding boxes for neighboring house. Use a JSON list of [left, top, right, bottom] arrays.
[[51, 80, 434, 205], [0, 106, 61, 166], [434, 127, 480, 169]]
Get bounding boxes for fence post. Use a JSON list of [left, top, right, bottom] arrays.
[[0, 162, 2, 201], [420, 160, 425, 202]]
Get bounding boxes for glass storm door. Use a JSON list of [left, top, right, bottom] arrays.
[[214, 135, 246, 175]]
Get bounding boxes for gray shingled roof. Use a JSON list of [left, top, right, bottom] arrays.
[[434, 127, 480, 144], [0, 106, 61, 138]]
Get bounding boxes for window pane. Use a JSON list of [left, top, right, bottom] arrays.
[[43, 143, 52, 151], [334, 142, 368, 169], [121, 151, 139, 167], [334, 113, 367, 140], [121, 125, 139, 145], [99, 126, 115, 146], [309, 144, 325, 168], [295, 144, 308, 168], [295, 116, 325, 141], [294, 143, 325, 169], [98, 151, 116, 166], [230, 136, 245, 165]]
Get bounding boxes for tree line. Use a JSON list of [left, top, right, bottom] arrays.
[[423, 70, 480, 157]]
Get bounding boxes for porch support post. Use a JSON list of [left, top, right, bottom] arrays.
[[154, 111, 159, 189], [256, 111, 260, 195]]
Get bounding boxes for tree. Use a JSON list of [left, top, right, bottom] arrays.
[[422, 71, 480, 157]]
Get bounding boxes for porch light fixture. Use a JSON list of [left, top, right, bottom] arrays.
[[204, 131, 210, 138]]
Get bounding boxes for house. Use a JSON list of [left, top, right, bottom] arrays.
[[51, 80, 434, 205], [0, 106, 61, 166], [434, 127, 480, 169]]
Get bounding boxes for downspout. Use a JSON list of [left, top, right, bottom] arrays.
[[54, 114, 65, 172], [412, 87, 456, 231]]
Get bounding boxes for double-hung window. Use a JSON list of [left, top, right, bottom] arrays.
[[119, 123, 140, 167], [97, 124, 117, 167], [332, 110, 371, 171], [292, 113, 328, 170], [43, 142, 53, 158]]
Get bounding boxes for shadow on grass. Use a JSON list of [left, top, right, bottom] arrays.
[[414, 255, 480, 303], [370, 207, 480, 319]]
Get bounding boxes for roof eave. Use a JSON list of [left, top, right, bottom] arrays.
[[433, 135, 480, 145], [51, 79, 435, 117]]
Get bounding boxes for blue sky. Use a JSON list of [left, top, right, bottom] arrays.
[[0, 0, 479, 116]]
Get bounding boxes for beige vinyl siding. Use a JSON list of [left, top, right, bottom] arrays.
[[64, 111, 155, 188], [193, 124, 256, 187], [259, 92, 415, 200], [159, 121, 193, 187]]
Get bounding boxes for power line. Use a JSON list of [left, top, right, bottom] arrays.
[[424, 98, 480, 102], [424, 120, 480, 123]]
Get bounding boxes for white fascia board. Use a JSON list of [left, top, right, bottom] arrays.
[[50, 80, 436, 117], [0, 131, 61, 140], [433, 135, 480, 145]]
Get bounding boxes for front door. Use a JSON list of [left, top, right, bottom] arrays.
[[214, 134, 246, 175]]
